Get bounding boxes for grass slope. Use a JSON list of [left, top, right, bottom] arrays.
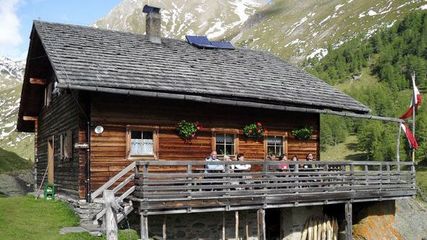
[[0, 148, 32, 173], [416, 166, 427, 199], [321, 135, 366, 161], [0, 196, 138, 240]]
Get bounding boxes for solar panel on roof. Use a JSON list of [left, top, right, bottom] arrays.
[[211, 41, 235, 50], [185, 36, 213, 48], [185, 35, 234, 50]]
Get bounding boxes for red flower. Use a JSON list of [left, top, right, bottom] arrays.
[[257, 129, 261, 133], [191, 133, 195, 138], [256, 122, 262, 127]]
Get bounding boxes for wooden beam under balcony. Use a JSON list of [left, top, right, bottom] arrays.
[[23, 116, 37, 121], [29, 78, 47, 85]]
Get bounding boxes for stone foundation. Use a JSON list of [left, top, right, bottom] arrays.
[[144, 206, 327, 240], [148, 210, 259, 240]]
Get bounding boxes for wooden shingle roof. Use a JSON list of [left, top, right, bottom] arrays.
[[34, 21, 370, 114]]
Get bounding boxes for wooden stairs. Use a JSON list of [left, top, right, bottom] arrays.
[[81, 162, 137, 235]]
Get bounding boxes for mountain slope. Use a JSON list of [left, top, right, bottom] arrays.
[[0, 58, 33, 161], [94, 0, 267, 40], [231, 0, 426, 64]]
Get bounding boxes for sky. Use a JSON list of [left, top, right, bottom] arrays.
[[0, 0, 121, 60]]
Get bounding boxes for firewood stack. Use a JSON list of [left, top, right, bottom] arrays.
[[301, 215, 338, 240]]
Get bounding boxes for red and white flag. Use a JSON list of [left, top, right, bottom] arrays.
[[400, 123, 419, 149], [400, 77, 422, 119]]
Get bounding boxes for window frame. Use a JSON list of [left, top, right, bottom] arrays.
[[126, 125, 159, 160], [44, 81, 53, 107], [59, 130, 73, 161], [211, 129, 239, 158], [264, 132, 288, 157]]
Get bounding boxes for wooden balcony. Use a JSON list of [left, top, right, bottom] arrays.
[[132, 160, 416, 215]]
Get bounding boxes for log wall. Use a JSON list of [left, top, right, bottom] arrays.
[[88, 93, 320, 193], [37, 89, 82, 197]]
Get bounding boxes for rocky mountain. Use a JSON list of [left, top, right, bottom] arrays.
[[232, 0, 426, 64], [0, 57, 23, 88], [94, 0, 267, 40], [0, 57, 33, 161]]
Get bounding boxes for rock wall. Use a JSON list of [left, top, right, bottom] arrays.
[[353, 200, 403, 240]]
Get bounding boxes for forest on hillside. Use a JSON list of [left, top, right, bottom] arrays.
[[306, 11, 427, 162]]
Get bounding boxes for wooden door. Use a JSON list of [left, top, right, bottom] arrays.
[[47, 137, 54, 184]]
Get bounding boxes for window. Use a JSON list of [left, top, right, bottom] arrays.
[[44, 81, 53, 107], [130, 131, 154, 156], [126, 126, 159, 159], [216, 133, 235, 156], [60, 130, 73, 160], [267, 136, 284, 156]]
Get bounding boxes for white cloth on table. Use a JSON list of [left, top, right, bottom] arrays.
[[205, 158, 225, 171], [233, 163, 251, 171]]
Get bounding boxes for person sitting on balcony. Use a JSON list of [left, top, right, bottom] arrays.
[[267, 153, 278, 171], [289, 155, 298, 171], [205, 151, 224, 172], [277, 154, 289, 171], [303, 153, 314, 170], [266, 153, 277, 161], [233, 153, 251, 171]]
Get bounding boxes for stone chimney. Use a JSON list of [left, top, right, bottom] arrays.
[[143, 5, 161, 44]]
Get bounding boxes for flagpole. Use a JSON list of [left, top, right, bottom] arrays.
[[396, 123, 401, 162], [411, 72, 416, 163]]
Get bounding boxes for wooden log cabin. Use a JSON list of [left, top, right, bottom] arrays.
[[17, 6, 415, 240]]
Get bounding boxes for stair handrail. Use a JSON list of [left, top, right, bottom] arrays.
[[91, 161, 136, 201]]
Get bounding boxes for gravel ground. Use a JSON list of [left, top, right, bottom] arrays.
[[394, 198, 427, 240]]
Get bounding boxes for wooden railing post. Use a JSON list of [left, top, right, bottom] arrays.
[[104, 190, 121, 240], [385, 162, 391, 189], [142, 163, 148, 198], [187, 163, 192, 197], [364, 164, 369, 186], [295, 163, 299, 193], [349, 163, 354, 191]]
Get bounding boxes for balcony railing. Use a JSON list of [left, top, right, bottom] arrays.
[[133, 160, 416, 215]]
